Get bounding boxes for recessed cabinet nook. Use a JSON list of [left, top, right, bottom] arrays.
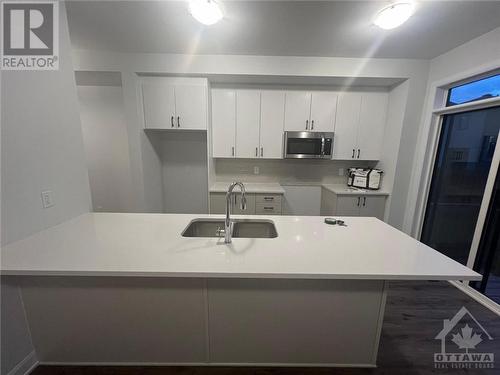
[[141, 77, 391, 218]]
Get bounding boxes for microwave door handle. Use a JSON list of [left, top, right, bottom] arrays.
[[321, 138, 325, 155]]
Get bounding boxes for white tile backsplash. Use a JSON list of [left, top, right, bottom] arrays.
[[215, 159, 376, 185]]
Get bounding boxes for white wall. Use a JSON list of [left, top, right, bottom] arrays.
[[405, 27, 500, 236], [1, 3, 91, 374], [152, 132, 208, 214], [77, 85, 135, 212]]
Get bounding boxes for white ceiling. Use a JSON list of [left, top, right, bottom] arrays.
[[66, 1, 500, 60]]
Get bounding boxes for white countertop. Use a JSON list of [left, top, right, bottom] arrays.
[[322, 184, 390, 196], [1, 213, 480, 281], [210, 182, 285, 194]]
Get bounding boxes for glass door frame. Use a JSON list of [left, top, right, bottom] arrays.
[[418, 101, 500, 314]]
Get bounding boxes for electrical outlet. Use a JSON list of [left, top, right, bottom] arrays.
[[338, 168, 345, 176], [41, 190, 55, 208], [253, 166, 260, 175]]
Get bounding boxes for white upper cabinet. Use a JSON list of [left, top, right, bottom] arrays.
[[333, 91, 388, 161], [357, 92, 388, 160], [309, 92, 338, 132], [175, 83, 208, 130], [284, 91, 312, 131], [142, 83, 176, 129], [211, 89, 285, 159], [334, 93, 362, 159], [142, 78, 207, 130], [212, 89, 236, 158], [236, 90, 261, 158], [284, 91, 337, 132], [260, 91, 285, 159]]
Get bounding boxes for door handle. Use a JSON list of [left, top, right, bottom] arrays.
[[255, 147, 258, 157], [357, 197, 360, 207], [363, 197, 366, 206], [232, 146, 235, 157], [177, 116, 180, 128], [261, 147, 263, 157], [352, 149, 355, 158], [171, 116, 174, 128], [311, 120, 314, 130], [306, 120, 309, 130], [357, 149, 360, 159]]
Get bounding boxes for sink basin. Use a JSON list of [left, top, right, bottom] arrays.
[[182, 219, 277, 239], [232, 219, 278, 238]]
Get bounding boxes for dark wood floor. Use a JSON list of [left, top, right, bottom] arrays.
[[32, 281, 500, 375]]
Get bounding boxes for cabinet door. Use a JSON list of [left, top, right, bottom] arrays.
[[212, 89, 236, 158], [284, 91, 312, 131], [260, 91, 285, 159], [333, 93, 361, 160], [309, 92, 338, 132], [359, 196, 386, 220], [335, 196, 361, 216], [357, 92, 388, 160], [210, 193, 226, 214], [175, 84, 207, 130], [236, 90, 261, 158], [142, 82, 176, 129]]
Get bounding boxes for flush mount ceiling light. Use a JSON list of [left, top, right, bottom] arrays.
[[189, 0, 224, 26], [374, 2, 414, 30]]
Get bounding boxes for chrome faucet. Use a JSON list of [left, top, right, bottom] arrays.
[[223, 182, 247, 243]]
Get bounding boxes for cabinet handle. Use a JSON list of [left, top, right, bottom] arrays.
[[177, 116, 180, 128], [352, 149, 355, 158], [255, 147, 258, 157], [264, 207, 274, 210], [306, 120, 309, 130], [264, 197, 274, 201], [363, 197, 366, 206], [357, 149, 360, 159], [311, 120, 314, 130], [232, 146, 235, 157], [357, 197, 360, 207], [261, 147, 263, 157], [171, 116, 174, 128]]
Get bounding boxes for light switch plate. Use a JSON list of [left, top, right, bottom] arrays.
[[41, 190, 55, 208], [338, 168, 345, 176], [253, 166, 260, 175]]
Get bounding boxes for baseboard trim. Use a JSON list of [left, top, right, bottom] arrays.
[[38, 361, 376, 368], [449, 280, 500, 316], [7, 351, 38, 375]]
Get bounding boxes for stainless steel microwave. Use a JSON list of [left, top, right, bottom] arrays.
[[284, 131, 334, 159]]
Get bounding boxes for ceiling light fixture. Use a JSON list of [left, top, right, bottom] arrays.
[[374, 2, 414, 30], [189, 0, 224, 26]]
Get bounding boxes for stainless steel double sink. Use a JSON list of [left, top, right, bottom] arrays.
[[182, 218, 277, 239]]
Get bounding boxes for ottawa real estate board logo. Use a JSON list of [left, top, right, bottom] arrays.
[[434, 306, 494, 369], [1, 0, 59, 70]]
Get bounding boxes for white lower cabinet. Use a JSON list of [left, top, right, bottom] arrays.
[[321, 188, 387, 220], [210, 193, 282, 215]]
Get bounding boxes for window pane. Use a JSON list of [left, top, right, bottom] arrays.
[[447, 74, 500, 106]]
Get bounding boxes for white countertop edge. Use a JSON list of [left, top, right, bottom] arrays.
[[210, 182, 285, 194], [0, 270, 482, 281], [321, 184, 390, 196]]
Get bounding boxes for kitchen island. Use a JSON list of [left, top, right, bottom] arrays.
[[1, 213, 480, 367]]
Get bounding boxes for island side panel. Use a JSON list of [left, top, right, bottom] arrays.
[[18, 277, 208, 364], [207, 278, 386, 366]]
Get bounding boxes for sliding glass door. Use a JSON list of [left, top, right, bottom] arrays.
[[420, 106, 500, 265], [470, 166, 500, 304]]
